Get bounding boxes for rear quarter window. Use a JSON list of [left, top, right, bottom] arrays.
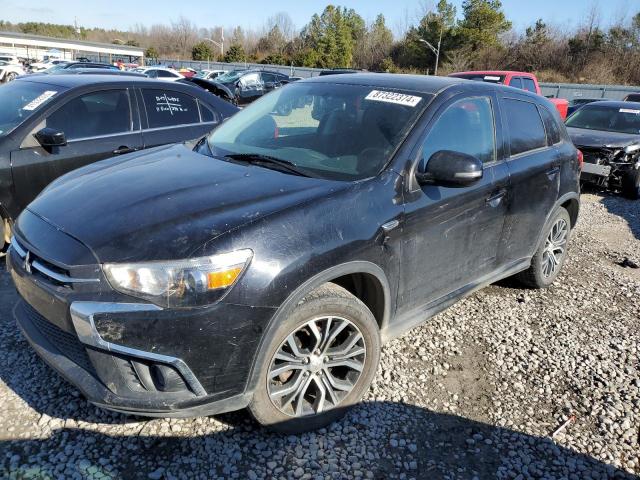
[[538, 106, 561, 145], [142, 89, 200, 128], [504, 98, 547, 156]]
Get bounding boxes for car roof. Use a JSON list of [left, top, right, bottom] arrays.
[[576, 100, 640, 109], [450, 70, 536, 77], [15, 74, 180, 88], [302, 72, 471, 95]]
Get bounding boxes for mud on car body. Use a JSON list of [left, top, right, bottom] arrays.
[[566, 100, 640, 199], [8, 74, 580, 433]]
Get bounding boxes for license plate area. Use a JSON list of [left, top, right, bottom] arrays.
[[582, 162, 611, 176]]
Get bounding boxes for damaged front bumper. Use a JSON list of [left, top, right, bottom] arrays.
[[578, 146, 639, 188]]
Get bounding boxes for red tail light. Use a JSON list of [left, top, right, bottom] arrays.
[[577, 149, 584, 170]]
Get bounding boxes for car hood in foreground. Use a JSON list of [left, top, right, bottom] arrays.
[[26, 144, 347, 263], [567, 127, 640, 149]]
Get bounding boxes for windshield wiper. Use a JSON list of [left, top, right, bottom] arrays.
[[224, 153, 311, 177]]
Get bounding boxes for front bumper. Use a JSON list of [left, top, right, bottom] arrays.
[[7, 217, 276, 417]]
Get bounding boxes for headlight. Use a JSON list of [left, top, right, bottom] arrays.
[[103, 249, 252, 308], [624, 144, 640, 154]]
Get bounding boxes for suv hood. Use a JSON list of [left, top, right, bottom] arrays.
[[27, 144, 346, 263], [567, 127, 640, 149]]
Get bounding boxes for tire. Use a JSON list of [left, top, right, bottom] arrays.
[[5, 72, 17, 82], [249, 283, 380, 434], [621, 164, 640, 200], [516, 207, 572, 289]]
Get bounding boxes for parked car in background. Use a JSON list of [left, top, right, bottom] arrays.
[[42, 62, 119, 74], [449, 70, 570, 119], [214, 69, 290, 105], [29, 59, 69, 72], [178, 68, 197, 78], [132, 67, 183, 81], [319, 69, 361, 76], [45, 68, 146, 77], [196, 69, 228, 80], [622, 93, 640, 102], [566, 100, 640, 199], [0, 54, 21, 65], [7, 74, 579, 433], [177, 77, 233, 103], [0, 61, 25, 82], [567, 98, 602, 116], [0, 74, 238, 252]]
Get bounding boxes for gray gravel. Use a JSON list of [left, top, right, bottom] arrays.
[[0, 191, 638, 479]]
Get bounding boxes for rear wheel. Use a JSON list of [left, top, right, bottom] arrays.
[[249, 283, 380, 434], [621, 165, 640, 200], [516, 208, 571, 288]]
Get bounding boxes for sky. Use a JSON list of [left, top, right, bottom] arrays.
[[1, 0, 636, 36]]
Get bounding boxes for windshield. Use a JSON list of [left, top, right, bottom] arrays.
[[0, 81, 66, 137], [566, 104, 640, 135], [207, 82, 430, 181], [43, 63, 69, 73], [450, 73, 506, 84], [215, 70, 244, 83]]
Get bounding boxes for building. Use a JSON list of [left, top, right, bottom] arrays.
[[0, 31, 144, 64]]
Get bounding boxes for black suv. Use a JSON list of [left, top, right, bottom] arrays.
[[9, 74, 580, 433], [0, 74, 238, 251]]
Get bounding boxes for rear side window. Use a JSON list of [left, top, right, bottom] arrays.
[[157, 70, 177, 78], [522, 78, 537, 93], [504, 99, 547, 156], [509, 77, 523, 89], [199, 101, 217, 123], [421, 97, 496, 165], [142, 89, 199, 128], [47, 89, 131, 140], [538, 106, 561, 145]]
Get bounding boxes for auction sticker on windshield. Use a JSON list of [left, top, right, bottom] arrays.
[[620, 108, 640, 115], [23, 91, 57, 111], [365, 90, 422, 107]]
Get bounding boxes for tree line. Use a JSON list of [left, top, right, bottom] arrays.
[[2, 1, 640, 85]]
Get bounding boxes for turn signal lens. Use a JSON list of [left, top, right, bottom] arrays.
[[207, 267, 243, 290]]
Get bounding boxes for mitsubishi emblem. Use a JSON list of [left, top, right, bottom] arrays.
[[23, 251, 31, 274]]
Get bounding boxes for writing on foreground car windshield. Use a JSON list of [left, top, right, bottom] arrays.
[[566, 104, 640, 135], [0, 81, 67, 137], [207, 82, 430, 180]]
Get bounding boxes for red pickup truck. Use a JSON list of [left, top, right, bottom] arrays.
[[449, 70, 569, 119]]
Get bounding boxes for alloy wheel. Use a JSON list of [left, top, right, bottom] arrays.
[[542, 218, 568, 278], [267, 316, 366, 417]]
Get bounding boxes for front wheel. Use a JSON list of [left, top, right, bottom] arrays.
[[249, 283, 380, 434], [5, 72, 17, 82], [516, 207, 572, 288], [621, 165, 640, 200]]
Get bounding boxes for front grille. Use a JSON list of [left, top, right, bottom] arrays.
[[20, 301, 96, 375], [10, 237, 98, 287]]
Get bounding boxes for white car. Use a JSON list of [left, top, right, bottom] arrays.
[[0, 54, 20, 65], [30, 59, 68, 72], [196, 69, 228, 80], [0, 61, 25, 82], [132, 67, 182, 81]]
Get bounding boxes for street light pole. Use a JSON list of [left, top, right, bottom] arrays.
[[418, 23, 444, 76]]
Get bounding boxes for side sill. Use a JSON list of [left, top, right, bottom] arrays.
[[380, 258, 530, 343]]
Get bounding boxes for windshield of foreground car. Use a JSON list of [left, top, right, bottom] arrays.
[[206, 82, 430, 181], [566, 104, 640, 135], [0, 81, 67, 137]]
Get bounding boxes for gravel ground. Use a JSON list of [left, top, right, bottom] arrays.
[[0, 191, 638, 480]]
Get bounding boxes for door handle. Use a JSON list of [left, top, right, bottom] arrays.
[[486, 190, 506, 207], [113, 146, 135, 155]]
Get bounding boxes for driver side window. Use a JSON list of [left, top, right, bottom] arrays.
[[421, 97, 496, 168]]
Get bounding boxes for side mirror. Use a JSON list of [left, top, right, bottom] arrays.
[[34, 128, 67, 148], [416, 150, 483, 187]]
